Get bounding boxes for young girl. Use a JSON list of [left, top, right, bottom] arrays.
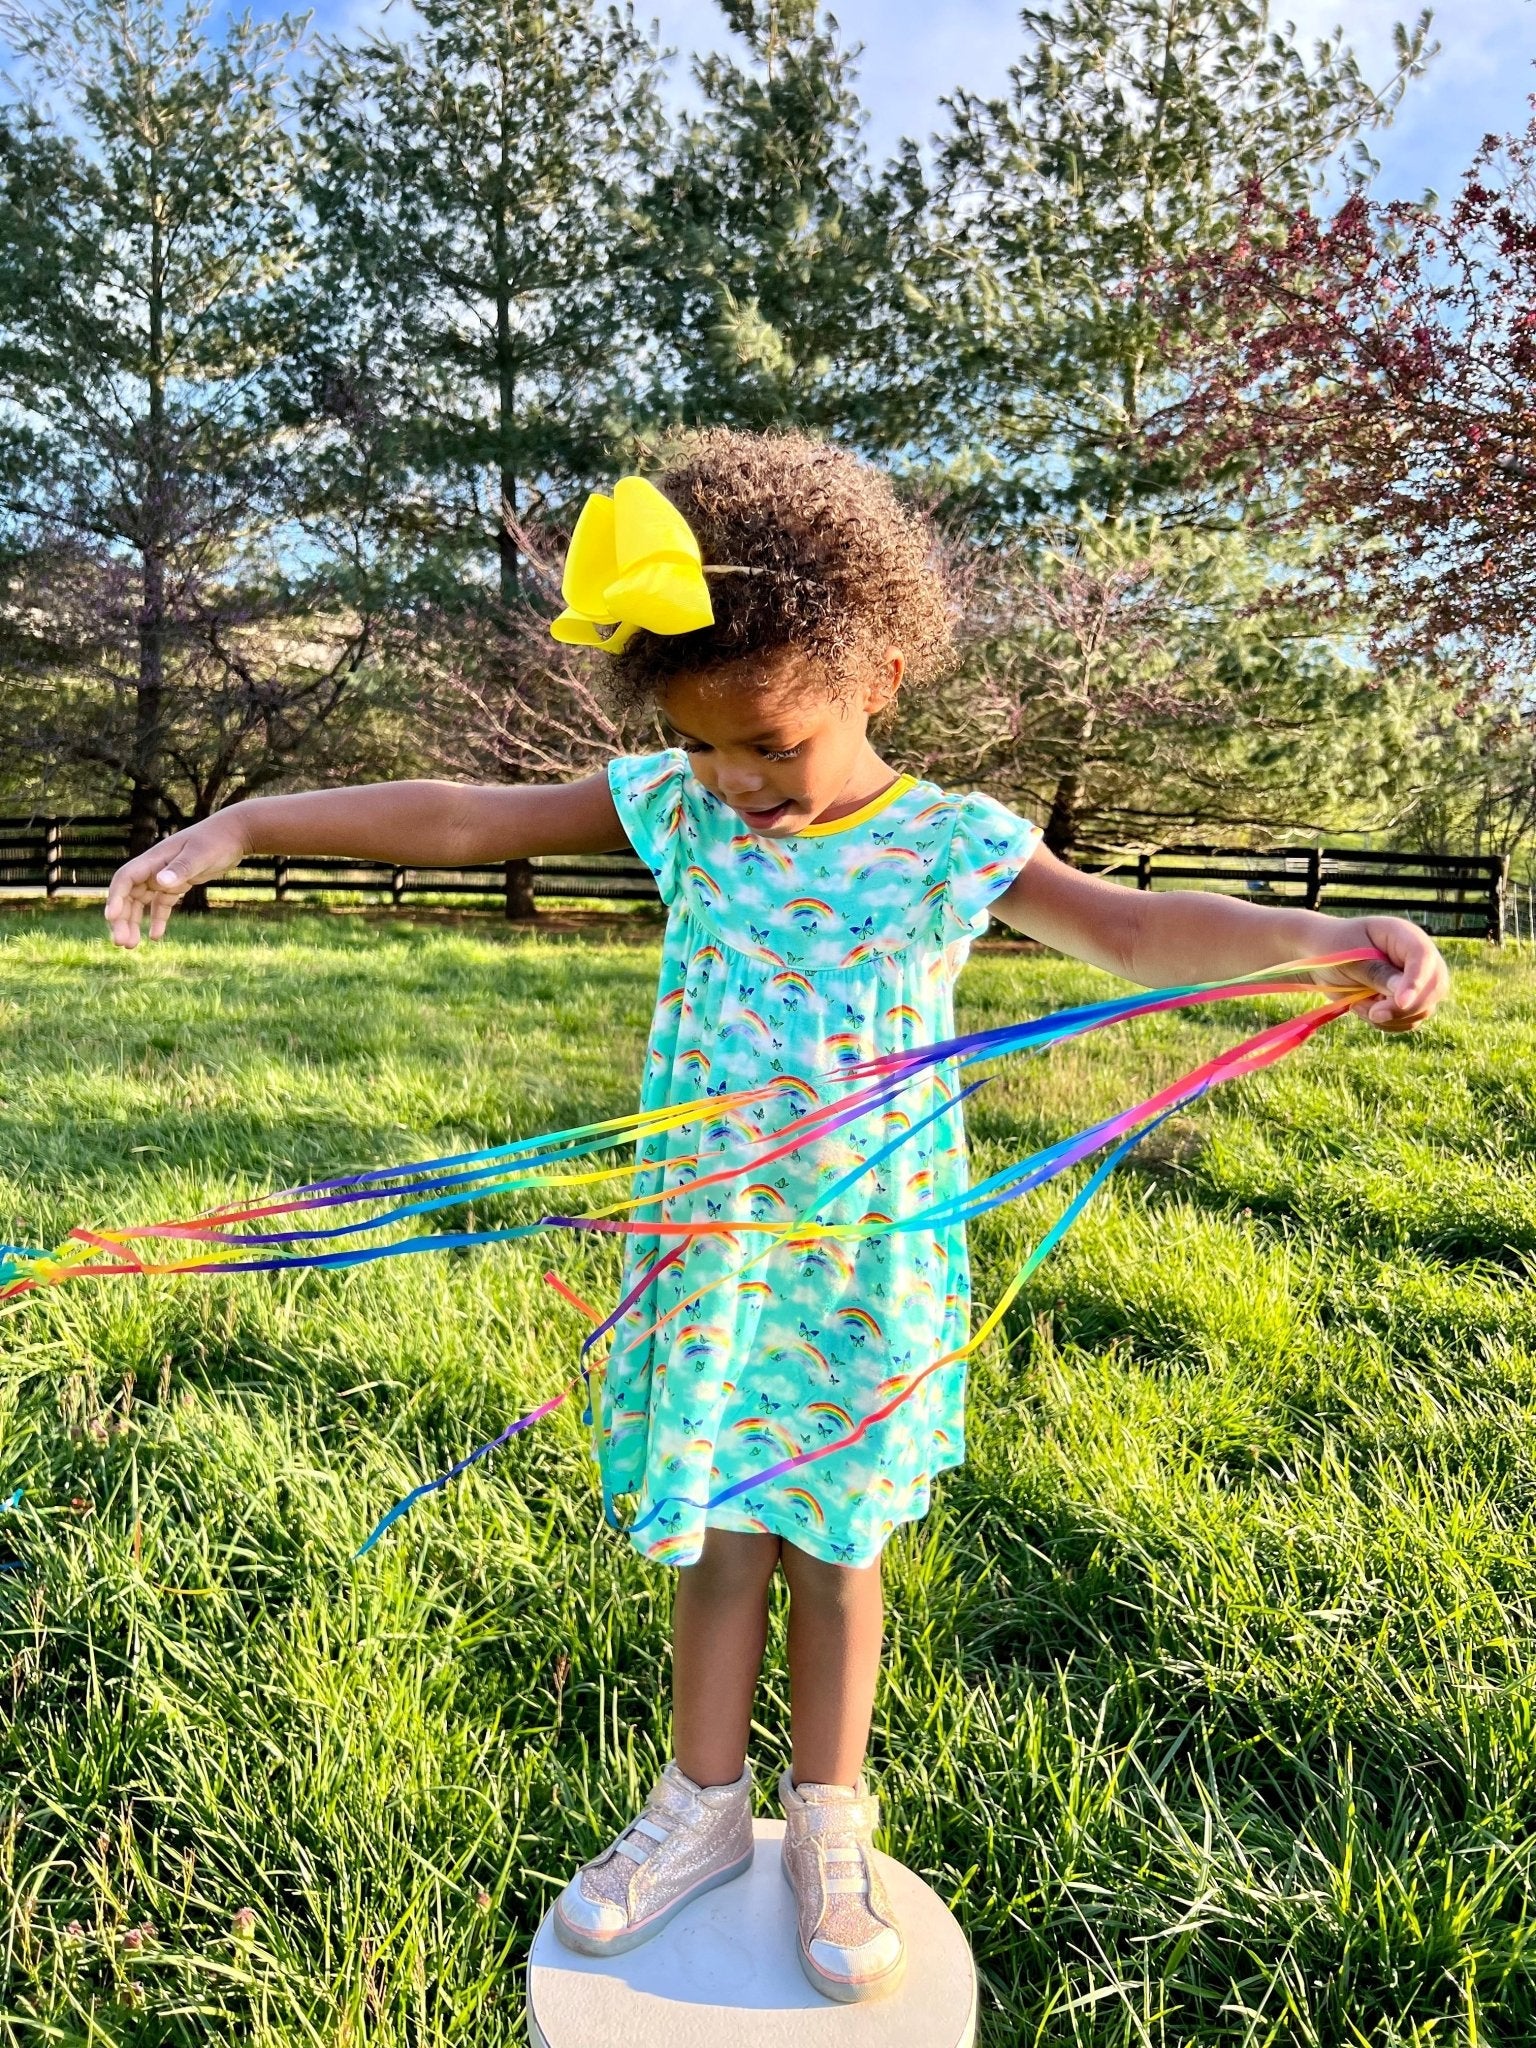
[[104, 429, 1448, 2007]]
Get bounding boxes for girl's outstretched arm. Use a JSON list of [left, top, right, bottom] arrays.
[[989, 843, 1450, 1033], [103, 774, 627, 948]]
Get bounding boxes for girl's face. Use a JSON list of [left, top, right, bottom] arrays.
[[658, 651, 900, 835]]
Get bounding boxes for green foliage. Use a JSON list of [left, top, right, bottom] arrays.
[[632, 0, 896, 440], [898, 0, 1434, 519], [870, 1, 1440, 852], [302, 0, 665, 604], [0, 912, 1531, 2044], [0, 0, 372, 837], [896, 515, 1421, 853], [1389, 688, 1536, 872], [0, 0, 1476, 858]]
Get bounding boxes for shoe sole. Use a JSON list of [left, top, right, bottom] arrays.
[[779, 1850, 907, 2003], [551, 1845, 754, 1957]]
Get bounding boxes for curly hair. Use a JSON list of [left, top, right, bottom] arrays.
[[611, 428, 953, 700]]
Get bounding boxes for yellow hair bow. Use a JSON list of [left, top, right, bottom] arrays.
[[551, 476, 735, 655]]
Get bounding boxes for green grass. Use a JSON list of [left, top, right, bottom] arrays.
[[1, 908, 1533, 2045]]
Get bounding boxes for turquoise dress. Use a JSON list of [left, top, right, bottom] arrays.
[[601, 749, 1041, 1568]]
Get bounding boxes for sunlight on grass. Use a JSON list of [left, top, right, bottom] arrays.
[[1, 910, 1528, 2045]]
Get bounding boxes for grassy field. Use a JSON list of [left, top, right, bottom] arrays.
[[2, 908, 1534, 2046]]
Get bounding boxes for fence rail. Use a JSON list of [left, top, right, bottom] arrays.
[[0, 816, 1511, 938], [0, 816, 658, 912], [1073, 841, 1509, 939]]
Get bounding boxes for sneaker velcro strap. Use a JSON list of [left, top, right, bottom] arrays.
[[821, 1843, 869, 1894], [614, 1813, 674, 1861], [798, 1801, 875, 1837]]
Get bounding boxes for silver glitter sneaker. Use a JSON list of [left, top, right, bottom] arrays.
[[552, 1759, 755, 1955], [778, 1767, 906, 2002]]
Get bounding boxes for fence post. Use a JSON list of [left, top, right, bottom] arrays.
[[392, 866, 405, 907], [1304, 847, 1322, 910], [1136, 852, 1151, 891], [274, 856, 288, 904], [43, 818, 62, 898], [1493, 855, 1509, 945], [505, 858, 536, 919]]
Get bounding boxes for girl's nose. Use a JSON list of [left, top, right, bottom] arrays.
[[718, 764, 766, 798]]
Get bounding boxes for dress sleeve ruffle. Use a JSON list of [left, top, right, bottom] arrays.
[[607, 749, 690, 905], [942, 791, 1043, 941]]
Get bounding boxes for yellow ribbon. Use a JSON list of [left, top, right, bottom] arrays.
[[550, 477, 718, 655]]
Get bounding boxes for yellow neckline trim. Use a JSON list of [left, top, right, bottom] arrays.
[[794, 774, 917, 838]]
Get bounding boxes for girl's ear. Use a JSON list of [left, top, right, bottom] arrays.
[[864, 647, 903, 716]]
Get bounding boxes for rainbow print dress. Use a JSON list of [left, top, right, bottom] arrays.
[[602, 749, 1041, 1567]]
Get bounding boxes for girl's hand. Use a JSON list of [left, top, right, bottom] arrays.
[[1308, 916, 1449, 1031], [104, 812, 251, 948]]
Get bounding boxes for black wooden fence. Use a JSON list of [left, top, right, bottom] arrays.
[[1076, 842, 1510, 940], [0, 816, 658, 913], [0, 815, 1511, 938]]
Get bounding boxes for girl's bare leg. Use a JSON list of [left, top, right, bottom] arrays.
[[671, 1527, 783, 1787], [779, 1539, 885, 1786]]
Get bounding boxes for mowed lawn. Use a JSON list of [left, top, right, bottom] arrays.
[[4, 908, 1536, 2047]]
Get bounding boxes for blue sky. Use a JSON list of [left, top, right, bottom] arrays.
[[321, 0, 1536, 206], [660, 0, 1536, 202], [10, 0, 1530, 206]]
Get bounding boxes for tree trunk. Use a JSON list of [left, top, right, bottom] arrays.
[[1044, 769, 1083, 859], [492, 98, 533, 916], [494, 87, 520, 608], [126, 769, 162, 859], [498, 463, 520, 606], [133, 191, 171, 865], [128, 546, 166, 858]]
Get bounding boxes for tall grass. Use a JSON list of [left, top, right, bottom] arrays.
[[1, 910, 1530, 2045]]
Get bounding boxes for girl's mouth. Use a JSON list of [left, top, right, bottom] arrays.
[[738, 799, 793, 830]]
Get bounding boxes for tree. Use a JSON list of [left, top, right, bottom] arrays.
[[868, 2, 1436, 860], [411, 513, 654, 788], [890, 516, 1413, 855], [295, 0, 666, 912], [1162, 115, 1536, 684], [634, 0, 897, 442], [1389, 692, 1536, 867], [887, 0, 1433, 520], [302, 0, 664, 608], [0, 0, 373, 849]]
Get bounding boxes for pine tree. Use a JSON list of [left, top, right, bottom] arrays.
[[892, 516, 1416, 853], [635, 0, 895, 440], [303, 0, 664, 606], [0, 0, 361, 847], [896, 0, 1433, 518], [875, 0, 1434, 856]]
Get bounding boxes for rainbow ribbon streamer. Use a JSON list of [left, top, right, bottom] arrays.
[[0, 951, 1386, 1554]]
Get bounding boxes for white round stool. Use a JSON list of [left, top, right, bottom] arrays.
[[526, 1817, 978, 2047]]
